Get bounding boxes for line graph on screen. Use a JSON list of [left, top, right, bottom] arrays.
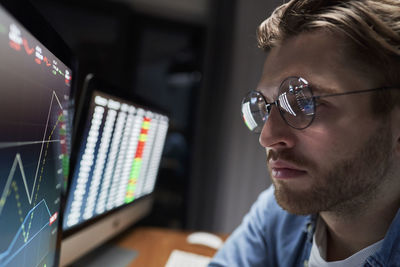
[[0, 91, 64, 267]]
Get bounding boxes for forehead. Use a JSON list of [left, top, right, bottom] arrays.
[[257, 31, 373, 95]]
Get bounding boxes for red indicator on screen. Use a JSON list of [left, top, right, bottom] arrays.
[[44, 56, 51, 66], [65, 70, 71, 85], [22, 39, 34, 55], [9, 41, 21, 51], [49, 212, 58, 226]]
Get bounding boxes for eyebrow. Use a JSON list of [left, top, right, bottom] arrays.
[[258, 79, 342, 100], [310, 84, 340, 96]]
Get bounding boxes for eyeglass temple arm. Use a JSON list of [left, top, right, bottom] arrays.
[[313, 86, 400, 100]]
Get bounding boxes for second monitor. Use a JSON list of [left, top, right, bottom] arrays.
[[61, 86, 169, 265]]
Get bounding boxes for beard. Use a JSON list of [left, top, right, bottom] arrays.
[[269, 123, 393, 215]]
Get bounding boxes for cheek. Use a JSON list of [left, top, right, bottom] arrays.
[[300, 128, 358, 167], [305, 103, 377, 154]]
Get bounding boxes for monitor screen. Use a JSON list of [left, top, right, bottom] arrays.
[[63, 90, 169, 231], [0, 2, 73, 267]]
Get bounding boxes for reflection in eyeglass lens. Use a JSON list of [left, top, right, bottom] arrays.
[[278, 92, 297, 116], [242, 100, 258, 131]]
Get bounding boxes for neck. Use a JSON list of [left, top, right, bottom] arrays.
[[319, 185, 400, 261]]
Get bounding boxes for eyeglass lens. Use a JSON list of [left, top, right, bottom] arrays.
[[242, 91, 269, 133], [242, 77, 315, 132]]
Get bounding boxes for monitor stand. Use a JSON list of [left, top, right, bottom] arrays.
[[60, 196, 153, 266]]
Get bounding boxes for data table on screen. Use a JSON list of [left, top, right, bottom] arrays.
[[64, 92, 169, 230]]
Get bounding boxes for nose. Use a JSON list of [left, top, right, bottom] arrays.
[[259, 105, 296, 149]]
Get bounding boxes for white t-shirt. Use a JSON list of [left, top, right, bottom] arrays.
[[308, 218, 383, 267]]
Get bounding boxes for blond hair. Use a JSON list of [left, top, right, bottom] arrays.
[[258, 0, 400, 112]]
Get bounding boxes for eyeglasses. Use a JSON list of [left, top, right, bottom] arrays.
[[241, 76, 397, 133]]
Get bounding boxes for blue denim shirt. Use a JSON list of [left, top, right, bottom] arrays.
[[209, 185, 400, 267]]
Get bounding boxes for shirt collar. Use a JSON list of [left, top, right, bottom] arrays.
[[303, 214, 318, 243], [369, 206, 400, 264]]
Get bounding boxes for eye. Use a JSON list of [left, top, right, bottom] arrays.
[[314, 99, 334, 114], [314, 98, 327, 107]]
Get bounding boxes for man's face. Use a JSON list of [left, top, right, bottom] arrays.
[[258, 31, 396, 215]]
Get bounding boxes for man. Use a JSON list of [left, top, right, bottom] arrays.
[[209, 0, 400, 266]]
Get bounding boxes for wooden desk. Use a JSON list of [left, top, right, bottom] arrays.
[[117, 227, 228, 267]]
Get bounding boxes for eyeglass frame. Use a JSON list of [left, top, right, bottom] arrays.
[[244, 76, 399, 131]]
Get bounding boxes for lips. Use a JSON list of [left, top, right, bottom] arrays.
[[269, 160, 307, 179]]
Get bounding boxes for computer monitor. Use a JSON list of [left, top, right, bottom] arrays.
[[0, 0, 75, 266], [61, 77, 169, 265]]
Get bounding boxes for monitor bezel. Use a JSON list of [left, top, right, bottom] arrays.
[[0, 0, 77, 266], [63, 74, 169, 238]]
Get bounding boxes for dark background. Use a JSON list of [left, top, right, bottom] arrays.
[[29, 0, 280, 233]]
